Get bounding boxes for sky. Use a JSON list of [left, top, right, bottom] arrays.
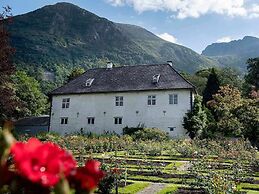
[[1, 0, 259, 53]]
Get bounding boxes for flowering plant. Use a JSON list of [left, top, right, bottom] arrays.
[[0, 123, 105, 194]]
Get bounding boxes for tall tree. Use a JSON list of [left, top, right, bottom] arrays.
[[202, 68, 220, 105], [235, 99, 259, 146], [207, 85, 243, 137], [0, 7, 21, 125], [217, 67, 243, 91], [183, 95, 208, 139], [12, 71, 48, 116], [244, 58, 259, 97]]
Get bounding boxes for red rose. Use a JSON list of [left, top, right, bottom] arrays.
[[11, 138, 76, 187], [73, 160, 105, 191]]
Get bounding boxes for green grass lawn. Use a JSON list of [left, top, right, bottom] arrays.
[[118, 182, 150, 194], [242, 190, 259, 194], [238, 183, 259, 191], [157, 184, 179, 194], [163, 161, 185, 170]]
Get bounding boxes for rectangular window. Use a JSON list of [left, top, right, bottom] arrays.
[[169, 127, 176, 131], [62, 98, 70, 108], [60, 117, 68, 125], [114, 117, 122, 124], [169, 94, 178, 104], [87, 117, 95, 124], [147, 95, 156, 105], [115, 96, 123, 106]]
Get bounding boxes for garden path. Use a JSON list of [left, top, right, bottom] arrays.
[[136, 183, 165, 194]]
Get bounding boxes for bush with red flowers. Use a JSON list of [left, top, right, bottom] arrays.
[[0, 127, 105, 194]]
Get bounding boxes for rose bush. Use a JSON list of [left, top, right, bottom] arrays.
[[0, 128, 105, 194], [70, 160, 104, 191]]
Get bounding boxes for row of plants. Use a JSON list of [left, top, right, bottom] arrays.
[[20, 131, 257, 162], [12, 127, 259, 194]]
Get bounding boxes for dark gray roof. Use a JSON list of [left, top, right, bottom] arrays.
[[50, 64, 195, 95], [15, 116, 49, 126]]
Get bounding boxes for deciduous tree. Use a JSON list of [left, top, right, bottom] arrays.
[[0, 7, 21, 125], [67, 67, 85, 82], [207, 85, 243, 137], [12, 71, 48, 116], [235, 99, 259, 146]]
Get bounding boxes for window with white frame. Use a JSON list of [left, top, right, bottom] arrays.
[[87, 117, 95, 124], [114, 117, 122, 124], [62, 98, 70, 108], [60, 117, 68, 125], [147, 95, 156, 105], [169, 94, 178, 104], [115, 96, 123, 106]]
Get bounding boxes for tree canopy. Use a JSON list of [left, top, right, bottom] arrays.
[[0, 7, 21, 124], [67, 67, 85, 82], [202, 68, 220, 105], [12, 71, 48, 117], [244, 58, 259, 98]]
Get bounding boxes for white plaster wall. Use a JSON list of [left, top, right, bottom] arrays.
[[49, 90, 192, 137]]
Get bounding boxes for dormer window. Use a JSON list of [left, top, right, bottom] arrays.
[[86, 78, 94, 87], [152, 74, 160, 84]]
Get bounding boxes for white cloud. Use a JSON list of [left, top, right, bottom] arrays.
[[216, 36, 234, 43], [248, 4, 259, 18], [106, 0, 259, 19], [157, 33, 178, 44]]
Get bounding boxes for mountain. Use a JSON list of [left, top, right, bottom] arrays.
[[202, 36, 259, 71], [8, 2, 217, 78]]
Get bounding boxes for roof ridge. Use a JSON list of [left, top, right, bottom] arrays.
[[85, 63, 168, 71]]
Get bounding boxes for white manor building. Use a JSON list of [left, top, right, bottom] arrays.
[[49, 62, 195, 137]]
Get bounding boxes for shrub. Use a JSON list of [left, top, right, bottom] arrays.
[[175, 140, 195, 157], [98, 172, 116, 194], [132, 128, 170, 141], [123, 126, 143, 136]]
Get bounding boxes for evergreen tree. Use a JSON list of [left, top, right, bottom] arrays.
[[202, 68, 220, 105], [183, 95, 208, 139], [244, 58, 259, 97]]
